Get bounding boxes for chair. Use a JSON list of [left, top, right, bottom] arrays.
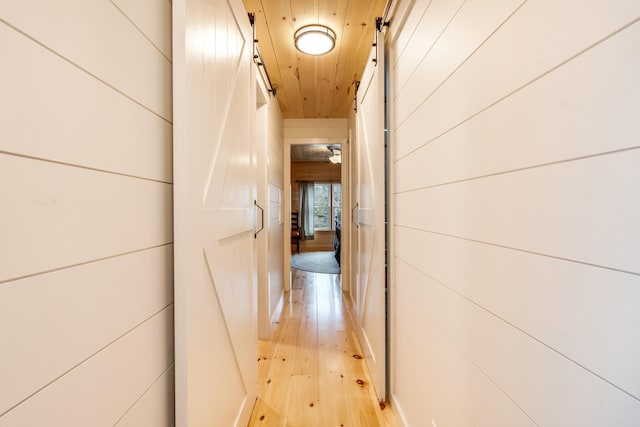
[[291, 211, 300, 253], [333, 220, 341, 266]]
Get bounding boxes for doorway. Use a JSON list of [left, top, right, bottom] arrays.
[[283, 119, 350, 292], [290, 147, 342, 252]]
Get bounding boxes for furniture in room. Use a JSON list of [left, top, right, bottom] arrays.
[[333, 219, 341, 265], [291, 211, 300, 253]]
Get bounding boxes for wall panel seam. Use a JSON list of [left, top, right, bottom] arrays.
[[0, 18, 173, 124], [0, 243, 175, 286], [393, 225, 640, 277], [393, 0, 528, 127], [112, 362, 175, 426], [390, 0, 434, 69], [0, 151, 174, 185], [0, 304, 175, 419], [393, 0, 466, 99], [396, 257, 539, 425], [394, 17, 640, 163], [107, 0, 172, 63], [394, 145, 640, 194], [395, 256, 640, 403]]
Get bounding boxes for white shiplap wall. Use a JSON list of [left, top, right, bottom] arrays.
[[0, 1, 174, 426], [389, 0, 640, 426]]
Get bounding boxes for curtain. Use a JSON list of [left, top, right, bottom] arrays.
[[299, 182, 315, 240]]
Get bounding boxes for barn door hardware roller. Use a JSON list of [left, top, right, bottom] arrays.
[[372, 17, 389, 65]]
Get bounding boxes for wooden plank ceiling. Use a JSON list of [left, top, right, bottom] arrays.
[[291, 144, 340, 162], [243, 0, 387, 119]]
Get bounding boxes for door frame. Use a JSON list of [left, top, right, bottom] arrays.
[[351, 27, 389, 401], [283, 135, 350, 292], [255, 80, 270, 340]]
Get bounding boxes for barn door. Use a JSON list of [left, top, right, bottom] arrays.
[[355, 34, 386, 401], [174, 0, 258, 426]]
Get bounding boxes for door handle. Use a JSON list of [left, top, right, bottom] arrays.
[[254, 200, 264, 238], [352, 203, 359, 228]]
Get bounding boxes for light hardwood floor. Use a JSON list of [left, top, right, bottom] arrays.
[[248, 270, 400, 426]]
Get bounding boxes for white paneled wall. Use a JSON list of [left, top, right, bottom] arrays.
[[0, 0, 174, 425], [267, 98, 284, 322], [389, 0, 640, 426]]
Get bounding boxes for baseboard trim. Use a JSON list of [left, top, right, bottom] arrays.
[[390, 394, 409, 427], [269, 290, 285, 333]]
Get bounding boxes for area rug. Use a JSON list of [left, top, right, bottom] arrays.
[[291, 251, 341, 274]]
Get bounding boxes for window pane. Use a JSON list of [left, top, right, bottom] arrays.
[[315, 207, 330, 229], [331, 184, 342, 227], [332, 183, 341, 207], [314, 183, 330, 229], [333, 206, 341, 225], [314, 183, 329, 207]]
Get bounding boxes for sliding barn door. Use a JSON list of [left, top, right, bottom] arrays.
[[174, 0, 257, 426], [355, 37, 386, 401]]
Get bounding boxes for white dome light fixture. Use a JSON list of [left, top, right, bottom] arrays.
[[294, 25, 336, 56], [328, 147, 341, 164]]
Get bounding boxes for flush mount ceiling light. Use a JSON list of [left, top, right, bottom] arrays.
[[294, 25, 336, 56]]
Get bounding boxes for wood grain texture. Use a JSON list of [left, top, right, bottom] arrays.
[[292, 161, 342, 181], [242, 0, 387, 118], [248, 270, 400, 426], [291, 161, 341, 213], [297, 231, 335, 253]]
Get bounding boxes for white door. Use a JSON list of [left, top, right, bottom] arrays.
[[256, 89, 270, 340], [173, 0, 258, 426], [349, 129, 360, 308], [355, 37, 386, 401]]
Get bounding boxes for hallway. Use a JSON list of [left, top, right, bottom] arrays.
[[249, 270, 398, 426], [3, 0, 639, 425]]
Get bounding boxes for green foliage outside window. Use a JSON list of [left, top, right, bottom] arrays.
[[314, 183, 341, 229]]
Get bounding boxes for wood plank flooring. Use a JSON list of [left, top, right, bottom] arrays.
[[248, 270, 400, 427]]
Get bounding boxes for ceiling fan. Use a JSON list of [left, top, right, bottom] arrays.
[[328, 147, 342, 164]]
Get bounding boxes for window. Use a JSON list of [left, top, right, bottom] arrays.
[[314, 182, 341, 230]]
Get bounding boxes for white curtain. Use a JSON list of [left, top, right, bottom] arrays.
[[299, 182, 315, 240]]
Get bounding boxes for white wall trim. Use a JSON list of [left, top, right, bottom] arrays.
[[283, 135, 348, 292], [390, 393, 409, 427]]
